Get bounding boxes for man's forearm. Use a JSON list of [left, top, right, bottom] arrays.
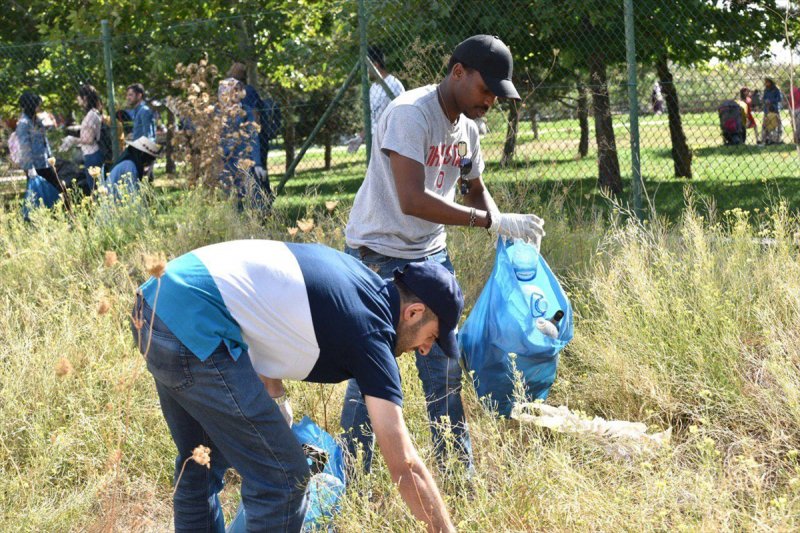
[[462, 178, 498, 215], [395, 457, 455, 533], [401, 190, 491, 229], [258, 375, 285, 398]]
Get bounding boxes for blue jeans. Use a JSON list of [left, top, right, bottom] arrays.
[[82, 150, 104, 192], [131, 296, 309, 532], [340, 246, 474, 474]]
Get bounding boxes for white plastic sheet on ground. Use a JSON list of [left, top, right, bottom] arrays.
[[511, 402, 672, 458]]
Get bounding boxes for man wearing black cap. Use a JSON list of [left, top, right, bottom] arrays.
[[343, 35, 545, 475], [132, 239, 460, 532]]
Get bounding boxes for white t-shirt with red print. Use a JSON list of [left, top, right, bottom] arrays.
[[346, 85, 485, 259]]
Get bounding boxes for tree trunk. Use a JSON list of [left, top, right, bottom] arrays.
[[656, 54, 692, 178], [284, 98, 295, 174], [501, 101, 519, 167], [577, 81, 589, 158], [324, 132, 332, 170], [588, 51, 622, 195], [165, 108, 175, 174]]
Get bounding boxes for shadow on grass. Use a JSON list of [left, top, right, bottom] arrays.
[[650, 143, 798, 160], [482, 173, 800, 221]]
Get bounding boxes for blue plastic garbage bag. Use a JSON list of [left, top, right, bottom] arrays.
[[226, 416, 346, 532], [459, 241, 574, 417], [22, 175, 61, 220]]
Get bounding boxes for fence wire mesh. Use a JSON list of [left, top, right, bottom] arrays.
[[1, 0, 799, 211]]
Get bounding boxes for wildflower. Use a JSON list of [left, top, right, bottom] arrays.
[[97, 298, 111, 315], [104, 251, 118, 267], [189, 83, 201, 94], [96, 184, 108, 195], [47, 157, 56, 167], [192, 445, 211, 468], [144, 254, 167, 278], [297, 218, 315, 233], [325, 200, 339, 212], [88, 166, 102, 180], [55, 357, 74, 377], [288, 227, 299, 237], [553, 48, 560, 56]]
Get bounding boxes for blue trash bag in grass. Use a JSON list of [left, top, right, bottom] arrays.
[[226, 416, 346, 532], [459, 240, 574, 417]]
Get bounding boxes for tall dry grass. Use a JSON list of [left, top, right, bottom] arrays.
[[1, 183, 799, 531]]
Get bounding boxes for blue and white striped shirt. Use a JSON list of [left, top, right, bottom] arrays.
[[140, 240, 403, 405]]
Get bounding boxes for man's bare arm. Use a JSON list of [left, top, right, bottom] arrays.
[[365, 395, 456, 533], [390, 151, 490, 228]]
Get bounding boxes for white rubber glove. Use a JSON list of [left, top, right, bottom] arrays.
[[27, 168, 38, 178], [254, 166, 267, 181], [346, 134, 362, 153], [489, 209, 545, 249], [273, 394, 293, 427]]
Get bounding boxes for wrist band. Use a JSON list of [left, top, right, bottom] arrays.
[[485, 210, 493, 231], [468, 207, 477, 228]]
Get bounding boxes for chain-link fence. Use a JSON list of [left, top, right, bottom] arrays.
[[2, 0, 799, 212]]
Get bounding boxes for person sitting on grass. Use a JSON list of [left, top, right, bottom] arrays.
[[102, 136, 160, 195], [131, 240, 460, 532]]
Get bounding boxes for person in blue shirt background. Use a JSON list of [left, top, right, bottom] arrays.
[[16, 91, 67, 218], [131, 240, 460, 533], [227, 62, 282, 200], [763, 77, 783, 114], [217, 77, 269, 211], [121, 83, 156, 141], [103, 136, 160, 195]]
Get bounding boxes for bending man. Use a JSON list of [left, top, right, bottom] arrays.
[[132, 240, 460, 532]]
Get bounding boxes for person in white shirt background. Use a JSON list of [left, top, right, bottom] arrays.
[[348, 45, 406, 153]]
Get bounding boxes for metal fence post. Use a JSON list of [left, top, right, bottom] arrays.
[[623, 0, 644, 220], [358, 0, 371, 163], [101, 20, 120, 161]]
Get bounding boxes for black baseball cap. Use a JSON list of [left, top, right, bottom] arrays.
[[452, 35, 520, 100], [393, 262, 464, 359]]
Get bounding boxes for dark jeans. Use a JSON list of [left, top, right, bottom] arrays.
[[339, 245, 474, 475], [131, 296, 309, 532]]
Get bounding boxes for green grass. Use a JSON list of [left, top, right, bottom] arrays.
[[263, 109, 800, 223], [4, 110, 799, 223], [2, 181, 800, 531]]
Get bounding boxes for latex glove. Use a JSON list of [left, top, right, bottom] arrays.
[[273, 394, 293, 427], [489, 209, 545, 249], [59, 136, 78, 151], [27, 168, 38, 179], [254, 165, 267, 180], [346, 134, 362, 153]]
